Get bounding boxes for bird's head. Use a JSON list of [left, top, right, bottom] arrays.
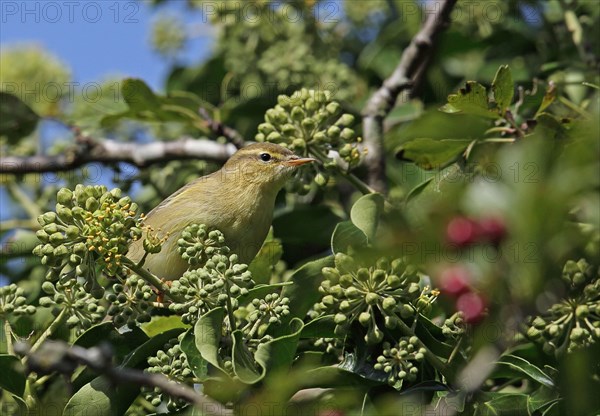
[[222, 143, 315, 190]]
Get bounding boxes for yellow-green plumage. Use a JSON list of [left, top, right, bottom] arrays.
[[127, 143, 313, 280]]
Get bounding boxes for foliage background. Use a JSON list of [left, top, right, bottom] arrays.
[[0, 1, 599, 415]]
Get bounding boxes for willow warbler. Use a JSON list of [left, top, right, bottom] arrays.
[[127, 143, 314, 280]]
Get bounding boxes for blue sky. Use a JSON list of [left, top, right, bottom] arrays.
[[0, 0, 214, 90]]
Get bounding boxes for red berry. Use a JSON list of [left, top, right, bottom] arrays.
[[456, 292, 486, 323], [478, 217, 507, 244], [446, 217, 480, 247], [439, 266, 471, 296]]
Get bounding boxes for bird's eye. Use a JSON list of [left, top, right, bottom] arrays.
[[260, 153, 272, 162]]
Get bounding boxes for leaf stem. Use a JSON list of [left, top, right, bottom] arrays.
[[4, 319, 15, 355], [28, 308, 67, 356], [308, 146, 376, 195], [121, 257, 184, 303]]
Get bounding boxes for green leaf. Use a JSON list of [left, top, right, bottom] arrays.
[[492, 65, 514, 113], [255, 318, 304, 375], [121, 78, 161, 111], [100, 78, 207, 130], [350, 193, 385, 241], [440, 81, 498, 119], [248, 237, 283, 285], [0, 354, 26, 396], [141, 315, 189, 338], [281, 255, 334, 320], [180, 329, 209, 381], [527, 386, 561, 414], [301, 315, 338, 339], [405, 177, 435, 202], [273, 206, 341, 264], [494, 354, 555, 388], [331, 221, 367, 254], [0, 92, 40, 143], [474, 393, 530, 416], [232, 330, 261, 384], [194, 307, 226, 373], [396, 138, 471, 170]]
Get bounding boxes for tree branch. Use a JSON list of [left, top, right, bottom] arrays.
[[361, 0, 458, 192], [1, 137, 237, 175], [17, 340, 233, 415]]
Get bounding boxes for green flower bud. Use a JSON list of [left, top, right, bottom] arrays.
[[326, 102, 341, 115], [57, 188, 73, 205], [358, 311, 371, 326], [365, 292, 380, 305]]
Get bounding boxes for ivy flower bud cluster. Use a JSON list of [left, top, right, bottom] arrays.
[[169, 253, 255, 324], [256, 88, 363, 193], [374, 337, 426, 389], [526, 258, 600, 355], [316, 253, 422, 345], [442, 312, 466, 338], [239, 293, 290, 343], [39, 280, 105, 334], [0, 284, 36, 317], [33, 186, 142, 298], [177, 223, 229, 268], [106, 275, 154, 328], [145, 334, 193, 412]]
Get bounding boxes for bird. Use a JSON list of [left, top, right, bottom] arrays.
[[127, 142, 315, 280]]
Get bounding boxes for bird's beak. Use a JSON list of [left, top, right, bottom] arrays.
[[286, 156, 316, 167]]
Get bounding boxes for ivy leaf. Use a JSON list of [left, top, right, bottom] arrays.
[[440, 81, 498, 119], [254, 318, 304, 376], [248, 237, 283, 285], [232, 330, 261, 384], [0, 92, 40, 143], [350, 193, 385, 241], [301, 315, 338, 339], [494, 354, 555, 388], [180, 329, 209, 381], [474, 393, 530, 416], [281, 255, 334, 321], [0, 354, 26, 397], [396, 138, 471, 170], [331, 221, 367, 254], [492, 65, 514, 113], [194, 307, 226, 373]]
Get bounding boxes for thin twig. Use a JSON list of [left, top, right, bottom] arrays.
[[198, 108, 246, 149], [1, 137, 236, 175], [362, 0, 458, 192]]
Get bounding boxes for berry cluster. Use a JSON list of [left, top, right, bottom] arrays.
[[446, 216, 507, 247], [144, 335, 193, 412], [442, 312, 467, 338], [177, 223, 229, 268], [106, 275, 155, 328], [527, 259, 599, 355], [437, 266, 487, 324], [374, 337, 426, 389], [39, 280, 105, 334], [0, 284, 36, 317], [316, 253, 422, 345], [169, 253, 255, 324], [33, 186, 142, 298], [256, 89, 363, 194]]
